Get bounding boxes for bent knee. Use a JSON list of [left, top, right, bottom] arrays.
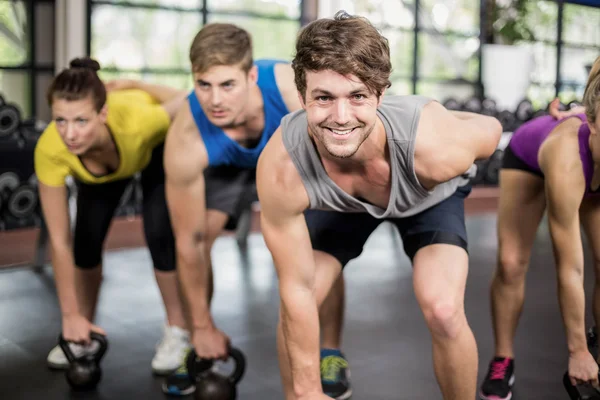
[[497, 250, 529, 284], [422, 300, 466, 339], [204, 231, 221, 253]]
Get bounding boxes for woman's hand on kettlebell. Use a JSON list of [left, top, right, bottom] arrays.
[[62, 313, 106, 345], [192, 325, 230, 361]]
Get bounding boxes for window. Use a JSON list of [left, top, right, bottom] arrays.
[[92, 6, 201, 72], [418, 33, 480, 82], [208, 0, 300, 19], [0, 0, 55, 121], [207, 14, 299, 61], [558, 2, 600, 102], [385, 29, 414, 92], [322, 0, 481, 101], [89, 0, 303, 88], [563, 2, 600, 47], [317, 0, 600, 107], [417, 81, 476, 101], [420, 0, 479, 36], [0, 1, 30, 67]]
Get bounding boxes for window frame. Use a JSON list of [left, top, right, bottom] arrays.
[[0, 0, 56, 118]]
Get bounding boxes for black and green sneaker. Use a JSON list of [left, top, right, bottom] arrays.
[[162, 348, 196, 396], [320, 351, 352, 399]]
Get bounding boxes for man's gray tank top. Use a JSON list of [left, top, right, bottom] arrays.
[[280, 95, 468, 218]]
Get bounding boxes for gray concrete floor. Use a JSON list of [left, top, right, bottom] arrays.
[[0, 213, 590, 399]]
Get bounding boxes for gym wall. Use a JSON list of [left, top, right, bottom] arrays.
[[0, 0, 88, 232]]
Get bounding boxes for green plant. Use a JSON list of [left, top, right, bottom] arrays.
[[486, 0, 536, 45]]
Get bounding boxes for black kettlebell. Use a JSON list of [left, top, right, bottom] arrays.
[[563, 371, 600, 399], [187, 346, 246, 400], [58, 332, 108, 391]]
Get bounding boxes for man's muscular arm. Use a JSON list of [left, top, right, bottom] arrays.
[[257, 129, 325, 398], [415, 101, 502, 184], [164, 104, 229, 357]]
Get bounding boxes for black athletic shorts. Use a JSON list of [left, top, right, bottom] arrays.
[[304, 184, 472, 267], [204, 165, 257, 230], [501, 144, 544, 178], [74, 144, 175, 271]]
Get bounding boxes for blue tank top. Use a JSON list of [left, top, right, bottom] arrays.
[[187, 59, 289, 168]]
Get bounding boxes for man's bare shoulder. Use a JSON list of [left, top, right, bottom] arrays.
[[165, 101, 208, 181], [169, 100, 199, 139], [274, 63, 302, 112], [412, 100, 449, 161], [257, 128, 309, 215], [416, 100, 444, 131]]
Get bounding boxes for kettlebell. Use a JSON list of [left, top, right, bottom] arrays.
[[187, 346, 246, 400], [563, 371, 600, 399], [58, 332, 108, 391]]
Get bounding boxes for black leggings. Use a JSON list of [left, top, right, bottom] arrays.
[[73, 144, 175, 271]]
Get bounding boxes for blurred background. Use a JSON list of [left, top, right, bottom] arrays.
[[0, 0, 598, 251], [1, 0, 598, 123], [0, 3, 598, 398]]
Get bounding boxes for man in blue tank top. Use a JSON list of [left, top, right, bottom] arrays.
[[257, 12, 502, 400], [161, 23, 351, 398]]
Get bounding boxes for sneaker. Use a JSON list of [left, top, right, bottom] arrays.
[[152, 325, 191, 375], [479, 357, 515, 400], [162, 348, 196, 396], [46, 341, 101, 370], [320, 352, 352, 400]]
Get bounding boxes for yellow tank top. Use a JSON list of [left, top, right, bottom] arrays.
[[34, 89, 170, 187]]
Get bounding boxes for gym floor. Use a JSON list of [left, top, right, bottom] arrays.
[[0, 191, 591, 399]]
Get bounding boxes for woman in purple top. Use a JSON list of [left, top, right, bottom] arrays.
[[480, 56, 600, 400]]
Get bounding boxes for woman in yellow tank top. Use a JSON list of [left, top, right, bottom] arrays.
[[35, 57, 190, 375]]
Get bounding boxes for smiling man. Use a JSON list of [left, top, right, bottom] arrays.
[[256, 11, 503, 400]]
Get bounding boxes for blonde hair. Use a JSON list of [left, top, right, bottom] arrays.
[[583, 55, 600, 125]]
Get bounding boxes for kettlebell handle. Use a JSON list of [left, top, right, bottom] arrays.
[[58, 332, 108, 363], [227, 347, 246, 385], [186, 346, 246, 384], [186, 349, 214, 379]]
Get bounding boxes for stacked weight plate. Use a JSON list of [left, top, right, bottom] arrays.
[[0, 94, 44, 231], [442, 96, 582, 187]]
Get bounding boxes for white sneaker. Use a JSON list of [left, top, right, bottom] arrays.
[[46, 341, 101, 370], [152, 325, 191, 375]]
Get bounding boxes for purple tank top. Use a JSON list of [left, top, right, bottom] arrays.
[[509, 114, 597, 195]]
